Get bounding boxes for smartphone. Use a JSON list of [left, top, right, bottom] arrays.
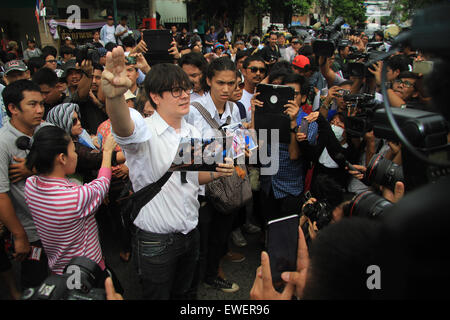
[[142, 29, 173, 66], [299, 117, 309, 135], [125, 56, 137, 65], [413, 60, 433, 75], [266, 214, 300, 283]]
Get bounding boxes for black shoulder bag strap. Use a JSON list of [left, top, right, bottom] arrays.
[[128, 171, 173, 222]]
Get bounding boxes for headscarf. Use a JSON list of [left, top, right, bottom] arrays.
[[45, 103, 80, 134]]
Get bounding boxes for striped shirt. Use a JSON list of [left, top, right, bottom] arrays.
[[24, 168, 111, 274]]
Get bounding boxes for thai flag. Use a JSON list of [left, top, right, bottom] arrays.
[[35, 0, 44, 24]]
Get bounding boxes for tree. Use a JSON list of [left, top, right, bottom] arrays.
[[330, 0, 366, 25], [389, 0, 445, 22]]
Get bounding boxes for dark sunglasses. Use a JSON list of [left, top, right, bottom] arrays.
[[248, 67, 266, 74]]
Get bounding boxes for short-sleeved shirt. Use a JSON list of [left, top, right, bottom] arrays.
[[238, 89, 254, 122], [112, 108, 201, 234], [0, 121, 50, 242]]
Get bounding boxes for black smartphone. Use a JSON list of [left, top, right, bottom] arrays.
[[125, 56, 137, 65], [255, 83, 294, 115], [142, 29, 173, 66], [299, 117, 309, 135], [266, 214, 300, 283]]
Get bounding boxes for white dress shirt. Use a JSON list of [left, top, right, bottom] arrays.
[[112, 108, 201, 234], [185, 92, 241, 195], [238, 89, 254, 123]]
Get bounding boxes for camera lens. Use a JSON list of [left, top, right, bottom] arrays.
[[345, 191, 393, 219], [367, 154, 404, 191]]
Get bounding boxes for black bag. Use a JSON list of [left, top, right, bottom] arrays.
[[118, 172, 173, 230]]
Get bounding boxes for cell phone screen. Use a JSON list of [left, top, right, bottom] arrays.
[[299, 117, 309, 135], [266, 214, 300, 283]]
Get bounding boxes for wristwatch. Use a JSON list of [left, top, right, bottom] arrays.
[[290, 125, 299, 134]]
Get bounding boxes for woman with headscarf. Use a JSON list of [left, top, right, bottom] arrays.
[[46, 103, 125, 183]]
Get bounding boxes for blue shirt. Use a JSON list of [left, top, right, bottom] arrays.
[[260, 113, 318, 199]]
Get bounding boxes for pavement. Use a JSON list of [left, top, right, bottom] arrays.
[[0, 211, 265, 300]]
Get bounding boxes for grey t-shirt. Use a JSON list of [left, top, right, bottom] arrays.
[[0, 121, 50, 242]]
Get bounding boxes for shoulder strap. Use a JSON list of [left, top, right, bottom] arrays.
[[129, 171, 173, 221], [191, 101, 221, 130]]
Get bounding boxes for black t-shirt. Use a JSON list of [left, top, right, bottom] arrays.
[[78, 96, 108, 135], [259, 45, 281, 63]]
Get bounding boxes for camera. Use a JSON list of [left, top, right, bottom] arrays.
[[21, 257, 106, 300], [313, 17, 345, 57], [366, 154, 404, 191], [347, 50, 385, 78], [342, 93, 384, 136], [74, 43, 100, 65], [344, 191, 393, 219], [303, 201, 332, 230]]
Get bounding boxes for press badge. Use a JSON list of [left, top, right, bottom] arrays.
[[29, 246, 42, 261]]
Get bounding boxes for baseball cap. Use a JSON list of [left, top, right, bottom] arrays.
[[124, 90, 136, 101], [193, 28, 199, 33], [107, 15, 113, 20], [214, 43, 224, 50], [65, 36, 72, 41], [4, 60, 28, 75], [292, 55, 310, 69], [61, 59, 80, 79]]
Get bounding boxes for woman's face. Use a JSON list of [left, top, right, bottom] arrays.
[[71, 112, 83, 137], [64, 139, 78, 176], [207, 70, 236, 105], [330, 116, 345, 129]]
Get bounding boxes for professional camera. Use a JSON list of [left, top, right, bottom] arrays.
[[342, 93, 384, 136], [347, 50, 385, 78], [21, 257, 106, 300], [343, 191, 393, 219], [303, 201, 332, 230], [313, 17, 345, 57], [366, 154, 404, 192], [74, 43, 100, 65]]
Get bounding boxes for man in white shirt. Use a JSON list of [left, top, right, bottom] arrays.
[[239, 55, 267, 125], [115, 16, 130, 46], [101, 46, 234, 300], [100, 16, 117, 45]]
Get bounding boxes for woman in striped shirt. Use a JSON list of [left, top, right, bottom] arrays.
[[22, 125, 117, 280]]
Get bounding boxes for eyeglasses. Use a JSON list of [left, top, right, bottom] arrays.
[[237, 82, 245, 89], [294, 91, 301, 97], [46, 60, 57, 64], [248, 67, 266, 74], [165, 86, 192, 98], [394, 79, 415, 88]]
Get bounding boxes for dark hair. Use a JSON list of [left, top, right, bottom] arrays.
[[26, 57, 45, 76], [339, 80, 354, 87], [42, 51, 56, 62], [41, 46, 57, 58], [21, 126, 72, 174], [105, 42, 117, 52], [92, 63, 104, 72], [179, 52, 209, 92], [122, 36, 135, 48], [60, 45, 74, 57], [268, 60, 293, 84], [235, 50, 250, 64], [386, 55, 409, 74], [398, 71, 420, 80], [2, 79, 41, 117], [302, 218, 383, 299], [242, 54, 265, 69], [205, 57, 236, 91], [121, 16, 127, 21], [281, 73, 307, 94], [310, 173, 345, 210], [32, 67, 58, 88], [144, 63, 192, 109]]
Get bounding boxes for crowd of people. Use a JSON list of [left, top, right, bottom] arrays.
[[0, 13, 446, 301]]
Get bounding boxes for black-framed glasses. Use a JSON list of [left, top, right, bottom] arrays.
[[165, 86, 193, 98], [248, 67, 266, 74], [46, 59, 57, 64], [394, 79, 415, 88]]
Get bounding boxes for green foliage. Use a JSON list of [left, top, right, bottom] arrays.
[[391, 0, 445, 22], [330, 0, 366, 25]]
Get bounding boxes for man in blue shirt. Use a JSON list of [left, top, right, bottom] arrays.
[[259, 73, 318, 223]]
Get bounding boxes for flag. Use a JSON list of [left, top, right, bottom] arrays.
[[35, 0, 44, 24]]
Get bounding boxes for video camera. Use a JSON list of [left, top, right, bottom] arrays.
[[74, 43, 100, 65], [347, 50, 385, 78], [313, 17, 345, 57], [21, 257, 106, 300]]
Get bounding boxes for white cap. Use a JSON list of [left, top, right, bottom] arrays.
[[193, 29, 199, 33]]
